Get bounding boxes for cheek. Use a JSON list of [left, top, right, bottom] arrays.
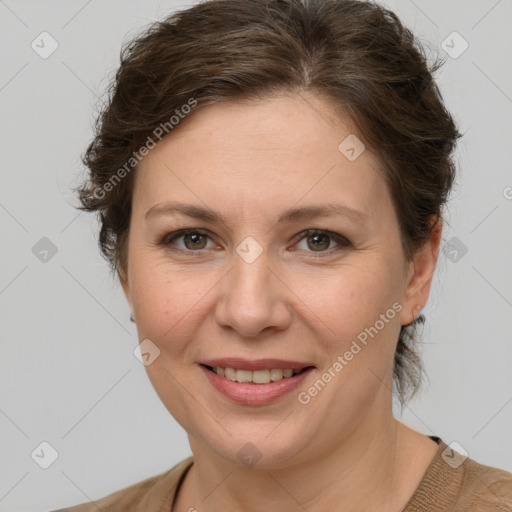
[[302, 259, 403, 391], [130, 257, 217, 357], [130, 264, 212, 427], [308, 259, 401, 333], [302, 265, 402, 403]]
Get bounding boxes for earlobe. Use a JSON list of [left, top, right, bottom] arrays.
[[400, 215, 442, 326], [119, 268, 133, 309], [120, 274, 135, 322], [406, 304, 423, 326]]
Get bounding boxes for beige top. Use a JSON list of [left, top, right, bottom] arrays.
[[53, 438, 512, 511]]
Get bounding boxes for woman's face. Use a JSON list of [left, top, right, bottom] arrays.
[[121, 92, 438, 468]]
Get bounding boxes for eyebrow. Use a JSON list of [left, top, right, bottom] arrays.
[[145, 201, 367, 226]]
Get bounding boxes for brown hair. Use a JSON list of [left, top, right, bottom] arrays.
[[74, 0, 462, 404]]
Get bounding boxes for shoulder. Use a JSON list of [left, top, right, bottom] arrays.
[[457, 455, 512, 510], [405, 439, 512, 511], [50, 456, 194, 512]]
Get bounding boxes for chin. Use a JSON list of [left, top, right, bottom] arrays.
[[192, 420, 321, 470]]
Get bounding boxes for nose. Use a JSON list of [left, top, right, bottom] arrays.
[[214, 250, 292, 338]]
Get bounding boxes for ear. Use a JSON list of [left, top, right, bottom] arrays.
[[400, 215, 443, 326], [119, 267, 133, 312]]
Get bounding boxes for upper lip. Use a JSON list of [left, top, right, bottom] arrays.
[[200, 358, 315, 371]]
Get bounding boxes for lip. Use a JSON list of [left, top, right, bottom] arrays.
[[200, 358, 313, 371], [199, 363, 315, 405]]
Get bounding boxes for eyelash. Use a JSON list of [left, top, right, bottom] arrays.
[[159, 228, 351, 257]]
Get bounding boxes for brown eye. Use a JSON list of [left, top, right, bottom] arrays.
[[306, 233, 331, 251], [182, 232, 208, 250], [161, 229, 213, 251], [294, 229, 351, 255]]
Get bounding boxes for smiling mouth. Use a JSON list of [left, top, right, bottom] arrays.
[[201, 364, 313, 384]]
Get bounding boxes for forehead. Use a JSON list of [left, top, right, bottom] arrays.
[[133, 92, 390, 223], [146, 92, 362, 161]]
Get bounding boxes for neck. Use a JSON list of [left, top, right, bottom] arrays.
[[174, 413, 438, 512]]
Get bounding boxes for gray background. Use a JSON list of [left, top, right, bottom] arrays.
[[0, 0, 511, 510]]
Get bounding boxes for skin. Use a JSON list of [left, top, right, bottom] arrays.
[[120, 91, 442, 512]]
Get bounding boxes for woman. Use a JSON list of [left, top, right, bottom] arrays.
[[58, 0, 512, 510]]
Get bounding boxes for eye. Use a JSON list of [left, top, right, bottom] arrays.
[[159, 228, 351, 255], [160, 229, 217, 251], [292, 229, 351, 255]]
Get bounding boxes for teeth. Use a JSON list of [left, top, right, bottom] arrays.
[[270, 368, 283, 381], [236, 369, 252, 383], [213, 366, 304, 384], [253, 370, 271, 384], [224, 367, 236, 381]]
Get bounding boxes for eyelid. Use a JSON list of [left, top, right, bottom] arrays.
[[161, 228, 216, 249], [289, 229, 351, 255], [160, 228, 351, 254]]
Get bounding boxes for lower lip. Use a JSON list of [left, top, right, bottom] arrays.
[[200, 365, 315, 405]]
